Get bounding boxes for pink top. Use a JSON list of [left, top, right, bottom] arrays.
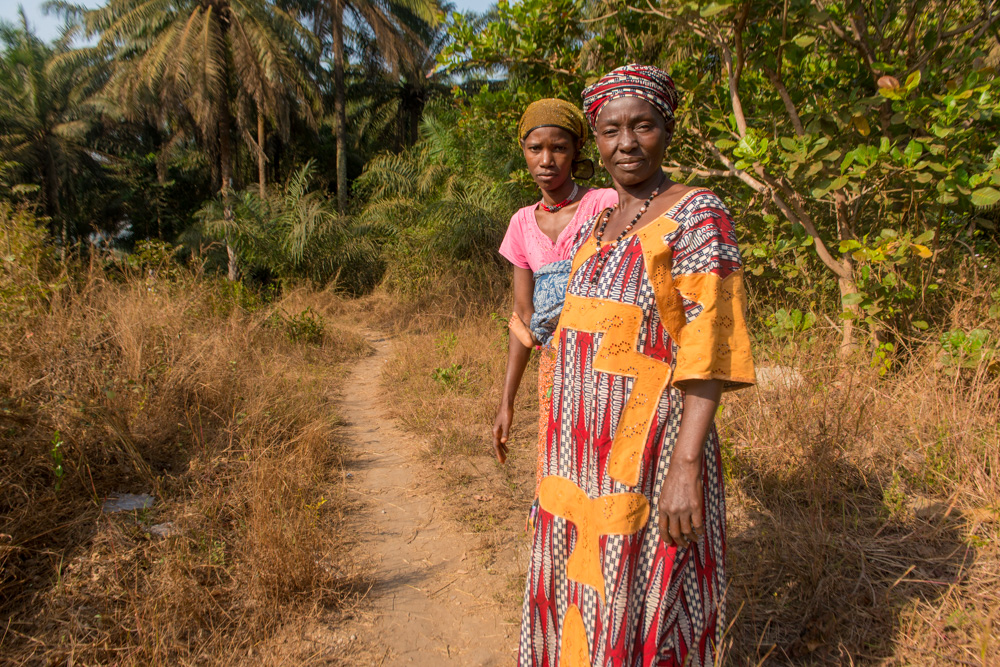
[[499, 188, 619, 273]]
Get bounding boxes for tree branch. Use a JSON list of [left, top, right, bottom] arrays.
[[689, 126, 764, 191], [750, 163, 852, 279], [719, 44, 748, 137], [664, 163, 737, 178], [733, 1, 750, 82], [847, 11, 881, 73], [764, 66, 805, 137]]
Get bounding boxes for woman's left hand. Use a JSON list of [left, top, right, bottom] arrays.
[[655, 379, 722, 549], [656, 456, 705, 549]]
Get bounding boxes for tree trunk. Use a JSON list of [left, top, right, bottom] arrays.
[[257, 103, 266, 198], [156, 141, 168, 240], [272, 136, 282, 184], [838, 267, 860, 357], [331, 4, 348, 214], [219, 96, 238, 282], [409, 97, 422, 147], [226, 243, 238, 282], [44, 147, 65, 263], [835, 195, 860, 356]]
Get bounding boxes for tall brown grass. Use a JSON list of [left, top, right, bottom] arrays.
[[372, 283, 1000, 665], [1, 215, 373, 664]]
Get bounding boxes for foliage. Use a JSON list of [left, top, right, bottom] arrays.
[[0, 15, 108, 245], [49, 430, 64, 492], [309, 0, 440, 211], [84, 0, 321, 188], [195, 161, 388, 292], [939, 328, 998, 372], [765, 307, 816, 339], [354, 104, 533, 294], [346, 3, 457, 154], [438, 0, 1000, 353], [0, 202, 63, 318], [649, 0, 1000, 348], [431, 362, 467, 387], [838, 228, 937, 332], [123, 239, 182, 279], [268, 305, 327, 344], [441, 0, 591, 100]]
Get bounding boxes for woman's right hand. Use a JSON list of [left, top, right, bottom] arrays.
[[492, 403, 513, 463]]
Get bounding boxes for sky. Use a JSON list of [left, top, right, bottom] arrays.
[[1, 0, 497, 43]]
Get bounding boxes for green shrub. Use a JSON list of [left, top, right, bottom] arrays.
[[267, 306, 326, 345], [0, 203, 62, 319]]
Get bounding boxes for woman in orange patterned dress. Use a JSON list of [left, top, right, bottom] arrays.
[[518, 65, 755, 667]]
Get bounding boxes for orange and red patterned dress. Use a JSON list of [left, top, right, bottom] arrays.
[[519, 189, 755, 667]]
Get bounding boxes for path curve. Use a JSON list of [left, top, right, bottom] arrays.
[[340, 331, 516, 665]]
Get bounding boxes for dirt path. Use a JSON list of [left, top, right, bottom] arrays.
[[340, 332, 517, 665]]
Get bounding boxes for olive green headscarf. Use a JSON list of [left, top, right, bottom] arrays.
[[517, 99, 594, 180]]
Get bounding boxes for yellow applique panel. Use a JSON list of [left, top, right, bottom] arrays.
[[538, 475, 649, 602], [672, 270, 755, 389], [560, 605, 592, 667], [552, 295, 672, 487], [636, 216, 685, 343]]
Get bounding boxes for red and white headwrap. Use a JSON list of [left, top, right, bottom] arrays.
[[582, 64, 679, 140]]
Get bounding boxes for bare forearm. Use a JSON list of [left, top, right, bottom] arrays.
[[493, 265, 536, 462], [657, 379, 724, 546], [501, 336, 532, 407], [671, 380, 724, 465], [503, 266, 536, 408]]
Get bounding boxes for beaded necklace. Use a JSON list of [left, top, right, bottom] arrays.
[[538, 182, 579, 213], [590, 176, 666, 285]]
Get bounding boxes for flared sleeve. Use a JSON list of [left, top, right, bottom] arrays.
[[664, 194, 755, 390]]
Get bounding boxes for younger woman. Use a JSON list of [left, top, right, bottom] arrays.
[[491, 99, 617, 493]]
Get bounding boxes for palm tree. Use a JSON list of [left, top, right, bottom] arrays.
[[84, 0, 322, 278], [311, 0, 439, 213], [0, 12, 105, 255], [346, 9, 453, 154], [355, 107, 529, 274]]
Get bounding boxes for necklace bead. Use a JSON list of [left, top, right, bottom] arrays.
[[590, 176, 667, 285], [539, 182, 580, 213]]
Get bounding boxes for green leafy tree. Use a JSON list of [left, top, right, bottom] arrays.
[[0, 13, 106, 255], [441, 0, 1000, 353], [195, 160, 388, 291], [85, 0, 322, 277], [355, 104, 532, 293], [347, 8, 457, 154], [633, 0, 1000, 352]]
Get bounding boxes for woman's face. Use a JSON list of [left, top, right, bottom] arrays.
[[521, 126, 579, 191], [593, 97, 668, 188]]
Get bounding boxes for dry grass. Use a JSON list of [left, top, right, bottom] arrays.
[[3, 199, 995, 665], [720, 332, 999, 666], [0, 253, 374, 664], [373, 287, 1000, 666]]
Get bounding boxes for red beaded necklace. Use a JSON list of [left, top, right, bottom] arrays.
[[538, 183, 579, 213], [590, 176, 666, 285]]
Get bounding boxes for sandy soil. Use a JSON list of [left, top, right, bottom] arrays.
[[339, 332, 518, 665]]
